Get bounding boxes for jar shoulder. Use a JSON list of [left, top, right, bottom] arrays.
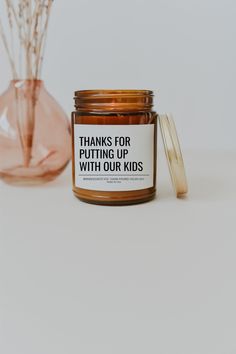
[[71, 111, 157, 125]]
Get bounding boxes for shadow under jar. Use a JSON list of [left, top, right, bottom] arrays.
[[72, 90, 157, 205]]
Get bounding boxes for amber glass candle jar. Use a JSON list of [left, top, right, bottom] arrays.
[[72, 90, 157, 205]]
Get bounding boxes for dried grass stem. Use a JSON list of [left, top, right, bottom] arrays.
[[0, 0, 53, 80]]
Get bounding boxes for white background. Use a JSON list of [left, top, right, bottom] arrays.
[[0, 0, 236, 150], [1, 1, 236, 354]]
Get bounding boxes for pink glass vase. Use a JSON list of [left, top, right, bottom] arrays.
[[0, 80, 71, 184]]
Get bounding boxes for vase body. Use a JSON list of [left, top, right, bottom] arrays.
[[0, 80, 71, 184]]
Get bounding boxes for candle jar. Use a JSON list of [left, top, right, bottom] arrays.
[[72, 90, 157, 205]]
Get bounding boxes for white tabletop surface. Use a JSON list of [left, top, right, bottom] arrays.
[[1, 150, 236, 354]]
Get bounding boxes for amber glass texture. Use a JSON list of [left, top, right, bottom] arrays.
[[72, 90, 157, 205]]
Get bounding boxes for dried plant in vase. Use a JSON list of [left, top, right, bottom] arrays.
[[0, 0, 71, 184]]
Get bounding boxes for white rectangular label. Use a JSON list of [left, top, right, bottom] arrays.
[[74, 124, 155, 191]]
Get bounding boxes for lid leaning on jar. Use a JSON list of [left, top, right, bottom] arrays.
[[74, 90, 188, 199], [159, 114, 188, 197]]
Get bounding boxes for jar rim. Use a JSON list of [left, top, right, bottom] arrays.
[[75, 89, 154, 97], [74, 89, 155, 112]]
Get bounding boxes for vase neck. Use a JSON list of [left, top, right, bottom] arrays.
[[9, 79, 44, 90]]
